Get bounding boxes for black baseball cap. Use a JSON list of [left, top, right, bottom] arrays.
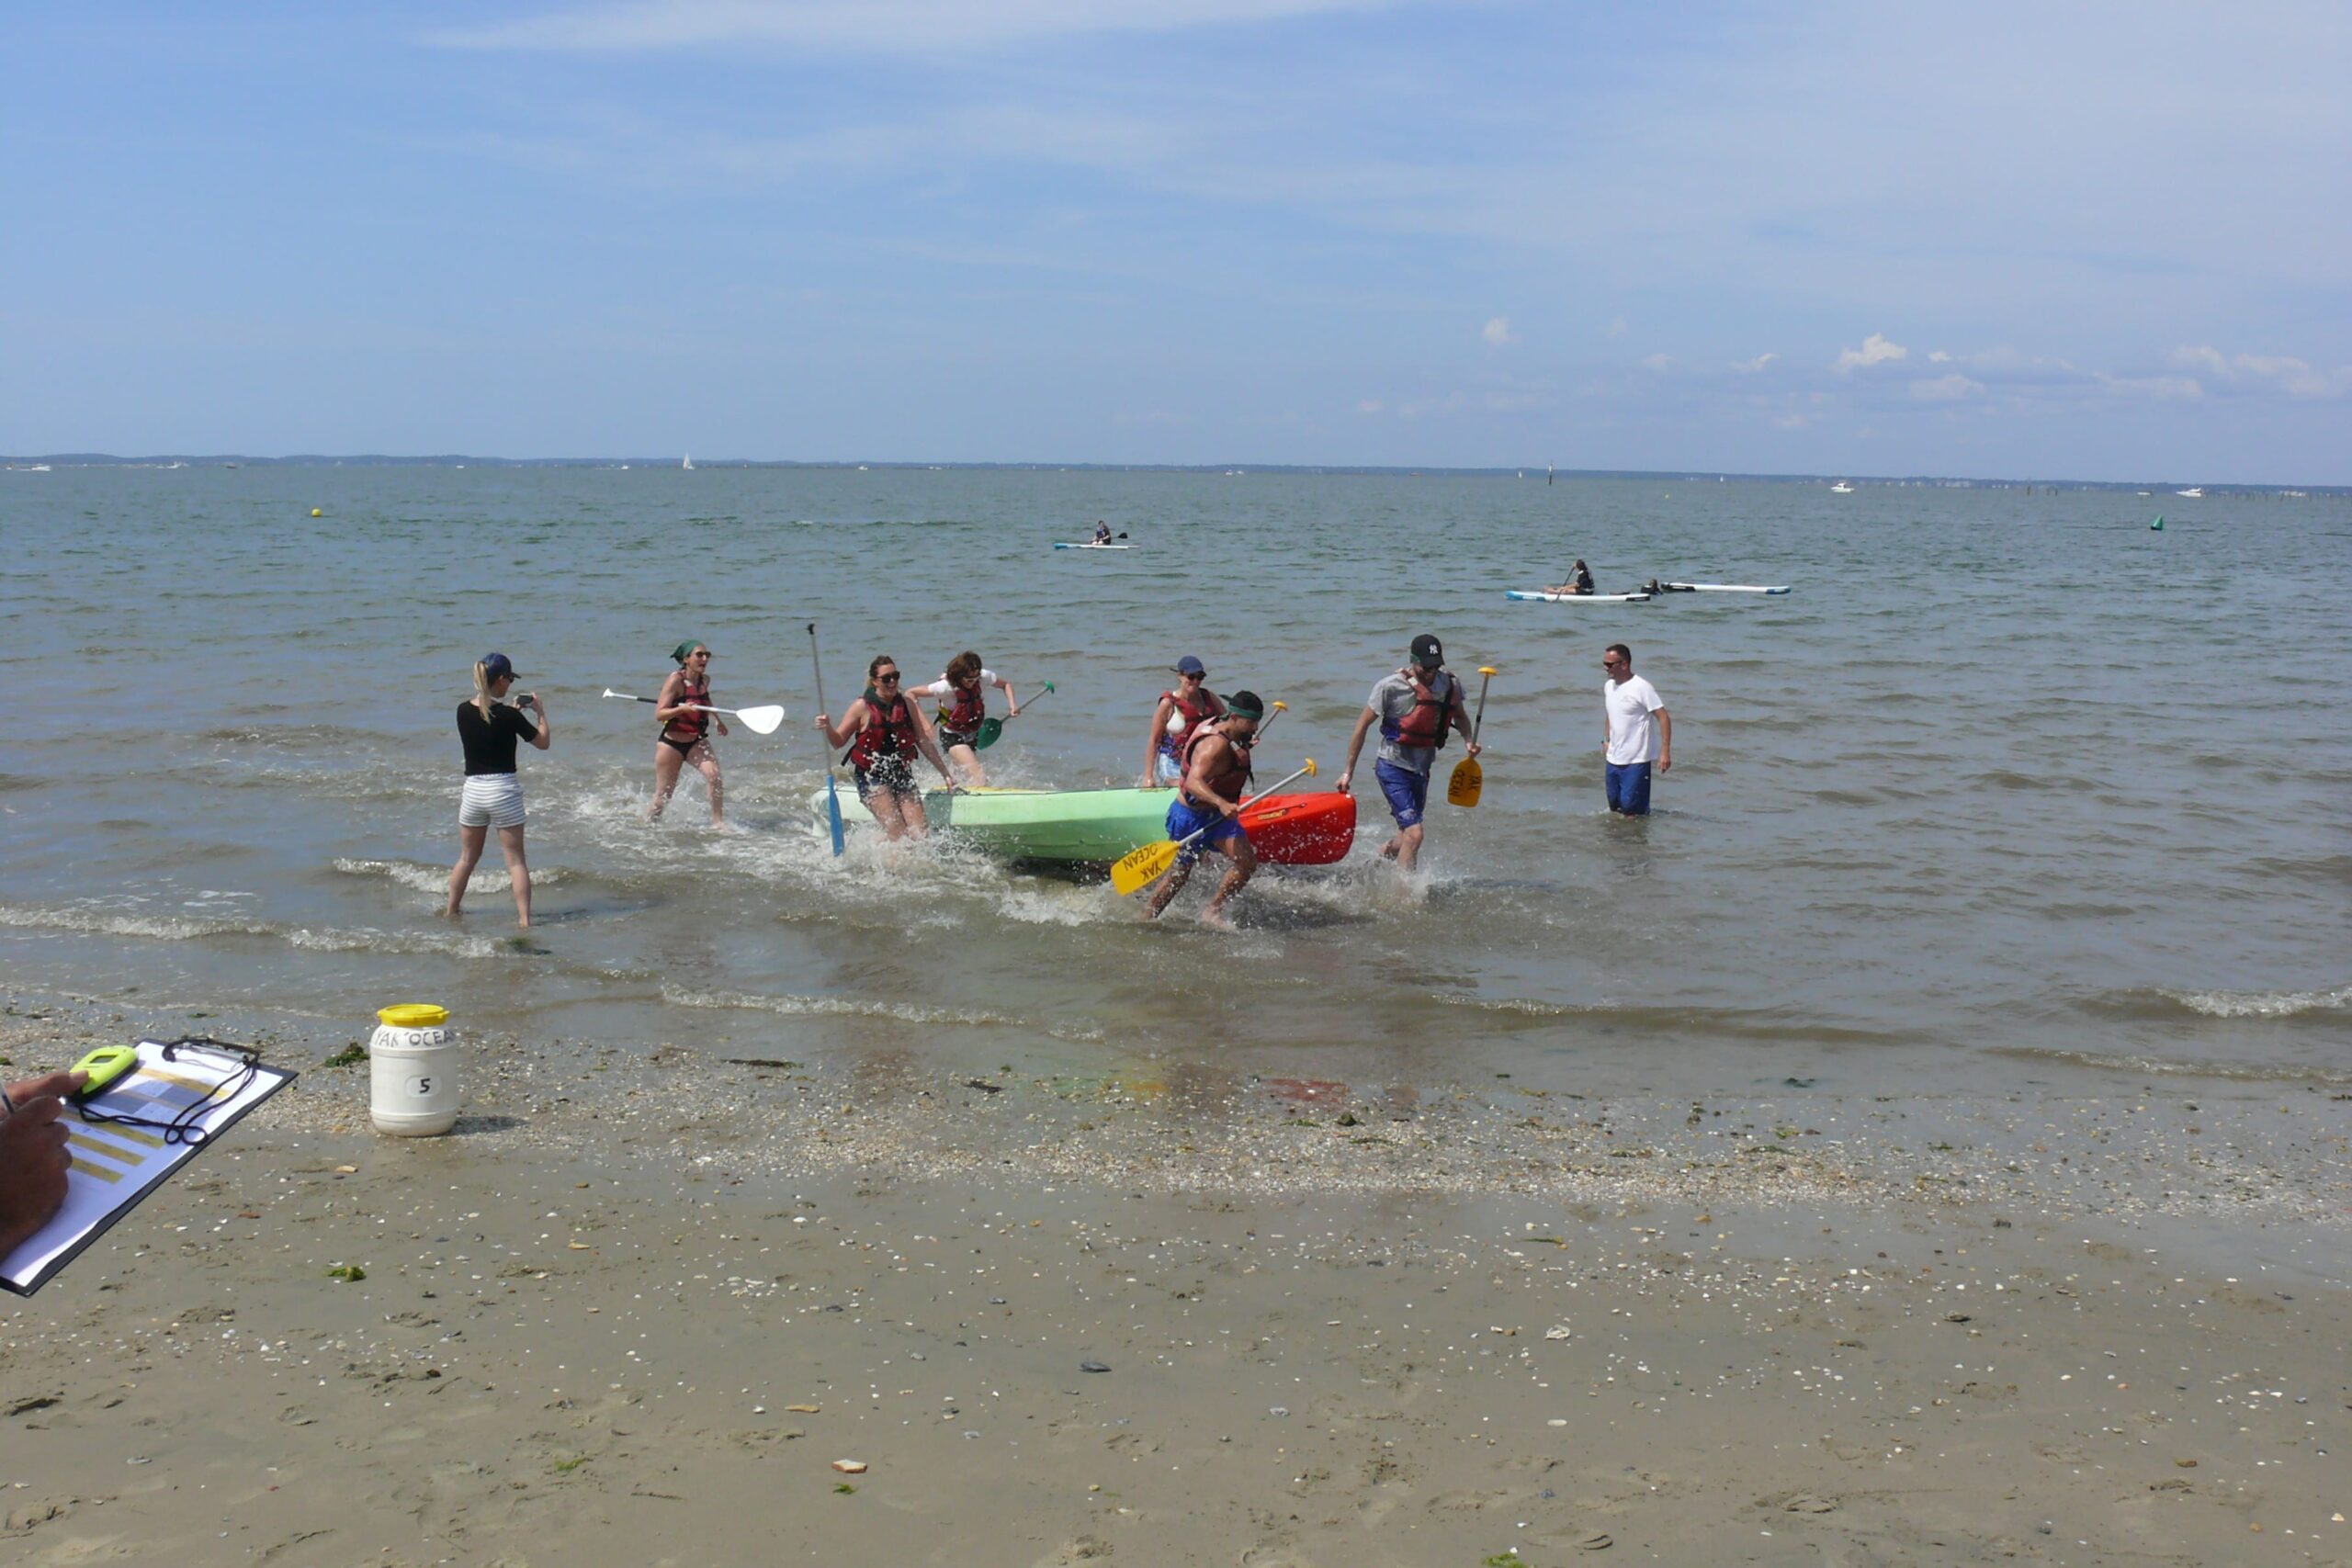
[[1409, 634, 1443, 669], [1224, 690, 1265, 719]]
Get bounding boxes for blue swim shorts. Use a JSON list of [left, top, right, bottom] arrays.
[[1604, 761, 1652, 817], [1165, 796, 1247, 864], [1373, 759, 1430, 829]]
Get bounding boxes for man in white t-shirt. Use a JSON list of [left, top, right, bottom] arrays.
[[1600, 642, 1670, 817]]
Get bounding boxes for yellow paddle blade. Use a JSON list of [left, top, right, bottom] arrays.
[[1111, 838, 1182, 897], [1446, 755, 1483, 808]]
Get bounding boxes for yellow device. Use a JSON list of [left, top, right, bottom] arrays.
[[68, 1045, 140, 1102]]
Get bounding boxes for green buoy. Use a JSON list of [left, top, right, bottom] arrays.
[[2150, 514, 2165, 530]]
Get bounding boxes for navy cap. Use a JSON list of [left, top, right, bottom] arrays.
[[1172, 655, 1206, 676], [481, 652, 515, 682]]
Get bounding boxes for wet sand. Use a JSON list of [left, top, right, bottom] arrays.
[[4, 993, 2348, 1565]]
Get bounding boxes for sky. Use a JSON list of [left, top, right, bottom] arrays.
[[4, 1, 2348, 481]]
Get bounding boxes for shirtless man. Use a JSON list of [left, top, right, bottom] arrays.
[[1144, 690, 1265, 929]]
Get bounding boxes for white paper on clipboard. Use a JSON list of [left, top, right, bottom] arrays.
[[3, 1039, 294, 1296]]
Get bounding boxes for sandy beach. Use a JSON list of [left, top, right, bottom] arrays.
[[5, 991, 2346, 1566]]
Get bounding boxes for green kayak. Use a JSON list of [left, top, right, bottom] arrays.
[[809, 784, 1357, 866]]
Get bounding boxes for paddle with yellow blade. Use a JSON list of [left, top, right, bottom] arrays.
[[1112, 760, 1317, 897], [1445, 666, 1498, 808]]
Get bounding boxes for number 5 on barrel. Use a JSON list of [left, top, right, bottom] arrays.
[[1446, 666, 1498, 808]]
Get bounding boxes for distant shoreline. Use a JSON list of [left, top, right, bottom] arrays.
[[5, 455, 2344, 495]]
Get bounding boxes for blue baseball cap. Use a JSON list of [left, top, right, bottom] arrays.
[[1171, 655, 1206, 676], [481, 652, 516, 682]]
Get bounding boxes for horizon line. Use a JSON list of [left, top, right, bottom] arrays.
[[4, 454, 2343, 494]]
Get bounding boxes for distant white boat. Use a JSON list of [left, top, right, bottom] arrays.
[[683, 454, 694, 470], [7, 463, 51, 472], [2175, 486, 2203, 498], [1829, 480, 1854, 494]]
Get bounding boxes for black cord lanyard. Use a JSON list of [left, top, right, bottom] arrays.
[[78, 1037, 262, 1146]]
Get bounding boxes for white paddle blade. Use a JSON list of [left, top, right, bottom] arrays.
[[737, 704, 787, 736]]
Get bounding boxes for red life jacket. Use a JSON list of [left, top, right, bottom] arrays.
[[846, 687, 919, 770], [1179, 721, 1253, 803], [936, 678, 987, 737], [662, 676, 709, 743], [1157, 687, 1221, 759], [1381, 670, 1453, 750]]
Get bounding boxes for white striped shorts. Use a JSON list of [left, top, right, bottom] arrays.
[[458, 773, 526, 829]]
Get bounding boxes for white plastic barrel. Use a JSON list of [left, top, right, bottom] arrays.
[[369, 1003, 460, 1136]]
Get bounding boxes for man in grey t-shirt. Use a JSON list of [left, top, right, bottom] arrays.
[[1337, 633, 1481, 872]]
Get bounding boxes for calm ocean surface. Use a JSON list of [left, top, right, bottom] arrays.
[[4, 465, 2346, 1098]]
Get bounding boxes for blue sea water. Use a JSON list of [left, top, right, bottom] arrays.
[[3, 464, 2346, 1098]]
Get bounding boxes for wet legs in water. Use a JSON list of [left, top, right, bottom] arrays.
[[650, 739, 724, 825], [1144, 837, 1257, 928], [446, 824, 533, 927]]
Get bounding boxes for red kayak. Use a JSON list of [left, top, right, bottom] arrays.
[[1240, 790, 1356, 865]]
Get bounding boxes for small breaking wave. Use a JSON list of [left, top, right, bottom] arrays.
[[332, 856, 566, 894], [1988, 1043, 2352, 1088], [661, 984, 1102, 1042], [2077, 983, 2352, 1022], [0, 902, 271, 943], [0, 900, 503, 960]]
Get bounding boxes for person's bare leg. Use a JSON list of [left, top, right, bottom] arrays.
[[496, 825, 532, 926], [445, 824, 488, 917], [1144, 859, 1195, 920], [1390, 822, 1426, 872], [649, 744, 685, 821], [1198, 840, 1257, 929], [948, 742, 984, 786], [692, 745, 725, 826]]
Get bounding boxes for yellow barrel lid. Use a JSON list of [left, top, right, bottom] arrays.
[[378, 1003, 449, 1029]]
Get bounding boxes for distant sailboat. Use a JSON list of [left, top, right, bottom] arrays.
[[683, 454, 694, 470]]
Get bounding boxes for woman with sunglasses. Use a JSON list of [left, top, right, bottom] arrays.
[[816, 655, 958, 840], [648, 639, 729, 826], [445, 651, 551, 927], [913, 650, 1021, 786], [1140, 655, 1227, 787]]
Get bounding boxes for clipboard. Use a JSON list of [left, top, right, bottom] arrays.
[[3, 1038, 295, 1296]]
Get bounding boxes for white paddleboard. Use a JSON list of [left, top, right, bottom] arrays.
[[1054, 542, 1131, 550], [1664, 581, 1791, 594], [1506, 590, 1653, 603]]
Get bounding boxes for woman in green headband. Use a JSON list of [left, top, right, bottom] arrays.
[[649, 639, 728, 826]]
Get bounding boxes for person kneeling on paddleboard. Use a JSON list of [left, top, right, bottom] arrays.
[[1142, 656, 1227, 787], [649, 639, 728, 826], [1337, 633, 1480, 873], [915, 650, 1020, 787], [1093, 520, 1114, 545], [1145, 691, 1264, 929], [816, 655, 958, 842]]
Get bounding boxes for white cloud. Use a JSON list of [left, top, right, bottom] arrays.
[[1928, 350, 1952, 363], [2172, 344, 2345, 397], [1729, 352, 1777, 373], [1356, 399, 1384, 414], [1639, 353, 1672, 371], [1909, 374, 1984, 400], [433, 0, 1393, 52], [1833, 332, 1908, 373], [1481, 316, 1518, 347]]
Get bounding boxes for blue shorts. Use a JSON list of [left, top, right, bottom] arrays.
[[1373, 759, 1430, 829], [1166, 796, 1246, 865], [1604, 761, 1652, 816]]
